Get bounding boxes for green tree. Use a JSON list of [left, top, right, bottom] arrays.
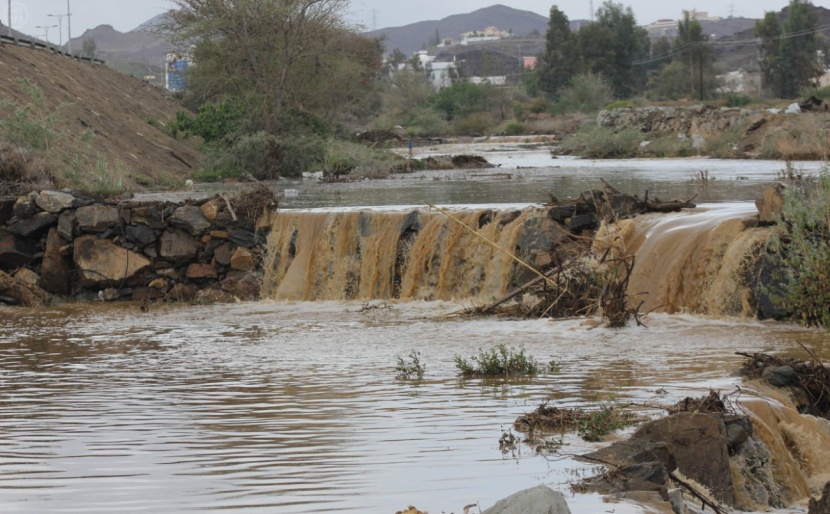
[[755, 12, 782, 96], [756, 1, 821, 98], [536, 6, 575, 100], [169, 0, 351, 133], [580, 1, 650, 99], [675, 11, 715, 100], [779, 0, 821, 98]]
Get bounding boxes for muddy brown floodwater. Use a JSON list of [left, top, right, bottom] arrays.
[[5, 146, 830, 513], [1, 301, 829, 513]]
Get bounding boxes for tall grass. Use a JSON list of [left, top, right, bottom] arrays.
[[766, 167, 830, 327]]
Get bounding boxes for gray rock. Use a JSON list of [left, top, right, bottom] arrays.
[[762, 365, 797, 387], [58, 210, 77, 241], [36, 191, 76, 213], [13, 198, 39, 219], [668, 488, 685, 514], [159, 229, 200, 261], [127, 206, 168, 229], [126, 225, 157, 247], [76, 205, 120, 233], [0, 233, 39, 270], [9, 211, 57, 236], [170, 205, 211, 236], [481, 485, 571, 514], [0, 196, 15, 226], [228, 226, 257, 248]]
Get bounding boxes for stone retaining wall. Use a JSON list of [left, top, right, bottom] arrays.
[[596, 104, 769, 138], [0, 190, 274, 305]]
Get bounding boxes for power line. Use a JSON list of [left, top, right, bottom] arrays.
[[632, 23, 830, 66]]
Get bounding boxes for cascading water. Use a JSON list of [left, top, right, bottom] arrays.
[[262, 202, 771, 317], [262, 207, 559, 302]]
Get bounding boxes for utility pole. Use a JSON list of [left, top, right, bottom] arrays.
[[36, 24, 57, 45], [48, 13, 64, 49], [589, 0, 594, 22], [7, 0, 11, 36], [66, 0, 72, 55]]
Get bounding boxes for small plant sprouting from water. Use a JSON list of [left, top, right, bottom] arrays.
[[454, 344, 539, 378], [578, 401, 629, 442], [395, 350, 425, 379], [548, 359, 562, 373], [498, 428, 518, 452]]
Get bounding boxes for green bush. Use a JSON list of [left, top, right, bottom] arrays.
[[603, 100, 635, 111], [404, 108, 450, 137], [454, 344, 539, 377], [639, 136, 695, 158], [579, 402, 630, 442], [767, 168, 830, 327], [197, 131, 284, 181], [503, 122, 526, 136], [800, 86, 830, 101], [452, 112, 495, 136], [172, 96, 249, 143], [723, 93, 753, 107], [429, 81, 496, 120], [556, 72, 614, 114], [557, 125, 643, 158], [396, 350, 426, 379], [323, 139, 396, 180]]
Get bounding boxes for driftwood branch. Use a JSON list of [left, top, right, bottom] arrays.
[[669, 471, 726, 514]]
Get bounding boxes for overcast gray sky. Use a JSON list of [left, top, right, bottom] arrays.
[[4, 0, 800, 45]]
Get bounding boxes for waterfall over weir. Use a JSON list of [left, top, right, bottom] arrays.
[[263, 203, 767, 314], [262, 207, 556, 302]]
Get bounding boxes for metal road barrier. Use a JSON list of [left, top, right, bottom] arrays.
[[0, 34, 106, 64]]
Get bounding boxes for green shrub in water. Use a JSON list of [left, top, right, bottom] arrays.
[[454, 344, 539, 377]]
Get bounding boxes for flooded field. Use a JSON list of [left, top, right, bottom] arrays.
[[1, 302, 827, 513]]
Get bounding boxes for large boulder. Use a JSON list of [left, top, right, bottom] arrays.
[[810, 481, 830, 514], [481, 485, 571, 514], [73, 236, 152, 289], [632, 412, 733, 505]]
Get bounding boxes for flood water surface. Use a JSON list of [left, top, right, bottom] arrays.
[[2, 302, 828, 513]]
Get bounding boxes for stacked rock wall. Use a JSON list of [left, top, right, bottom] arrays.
[[596, 104, 769, 138], [0, 190, 272, 305]]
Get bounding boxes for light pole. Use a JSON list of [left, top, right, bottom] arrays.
[[48, 13, 64, 49], [66, 0, 72, 55], [36, 24, 58, 45]]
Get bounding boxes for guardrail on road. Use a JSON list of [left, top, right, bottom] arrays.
[[0, 34, 106, 65]]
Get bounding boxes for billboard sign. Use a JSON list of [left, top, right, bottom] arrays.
[[165, 53, 191, 91]]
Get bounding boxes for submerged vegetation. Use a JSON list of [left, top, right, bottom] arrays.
[[454, 344, 540, 377], [396, 350, 426, 379]]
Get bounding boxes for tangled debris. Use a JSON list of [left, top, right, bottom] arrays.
[[472, 181, 695, 326], [514, 401, 643, 442], [738, 350, 830, 418]]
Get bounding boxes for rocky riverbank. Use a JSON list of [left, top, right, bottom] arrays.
[[0, 187, 277, 306], [595, 103, 830, 160]]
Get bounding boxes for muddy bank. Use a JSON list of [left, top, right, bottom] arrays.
[[0, 187, 276, 306]]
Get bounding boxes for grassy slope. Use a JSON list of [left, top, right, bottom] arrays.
[[0, 43, 201, 191]]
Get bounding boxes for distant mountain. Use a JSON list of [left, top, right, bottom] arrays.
[[64, 15, 178, 79], [646, 17, 757, 41], [366, 4, 562, 56]]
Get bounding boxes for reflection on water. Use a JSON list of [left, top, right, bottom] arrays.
[[1, 302, 827, 513]]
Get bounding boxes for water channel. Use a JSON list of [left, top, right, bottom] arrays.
[[2, 145, 829, 513]]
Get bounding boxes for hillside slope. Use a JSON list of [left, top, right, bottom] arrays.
[[367, 4, 556, 55], [0, 43, 200, 192]]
